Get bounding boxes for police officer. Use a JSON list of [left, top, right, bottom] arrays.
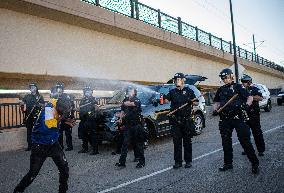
[[78, 86, 99, 155], [13, 88, 69, 193], [20, 83, 44, 151], [213, 68, 259, 174], [164, 73, 196, 169], [241, 74, 265, 156], [56, 82, 75, 151], [115, 86, 145, 168]]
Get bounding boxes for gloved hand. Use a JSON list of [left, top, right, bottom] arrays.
[[212, 110, 219, 116]]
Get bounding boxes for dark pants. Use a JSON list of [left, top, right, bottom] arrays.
[[171, 119, 193, 164], [81, 119, 98, 152], [59, 122, 73, 149], [219, 119, 259, 166], [25, 118, 34, 149], [119, 124, 145, 164], [14, 142, 69, 193], [247, 113, 265, 153], [114, 131, 124, 154]]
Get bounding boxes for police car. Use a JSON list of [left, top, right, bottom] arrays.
[[254, 84, 272, 112], [96, 77, 206, 142]]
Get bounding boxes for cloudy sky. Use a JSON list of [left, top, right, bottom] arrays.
[[139, 0, 284, 66]]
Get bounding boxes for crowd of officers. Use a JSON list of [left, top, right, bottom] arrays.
[[14, 67, 266, 192]]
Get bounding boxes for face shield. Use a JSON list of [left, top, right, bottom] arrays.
[[127, 88, 136, 98], [84, 90, 93, 97], [56, 87, 63, 96], [30, 86, 38, 95], [174, 78, 185, 88]]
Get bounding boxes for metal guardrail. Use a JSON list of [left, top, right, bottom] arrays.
[[0, 97, 111, 130], [81, 0, 284, 73]]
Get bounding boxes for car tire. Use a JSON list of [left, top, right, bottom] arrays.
[[264, 100, 272, 112], [277, 99, 282, 106], [193, 113, 204, 135]]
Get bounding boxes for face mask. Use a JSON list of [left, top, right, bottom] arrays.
[[85, 91, 92, 97], [30, 86, 37, 95], [56, 88, 63, 96]]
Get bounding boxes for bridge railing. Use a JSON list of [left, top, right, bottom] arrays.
[[81, 0, 284, 73], [0, 97, 111, 130]]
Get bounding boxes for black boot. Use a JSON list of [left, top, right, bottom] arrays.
[[219, 164, 233, 171], [258, 152, 264, 157], [184, 162, 192, 168], [13, 187, 23, 193], [78, 149, 88, 153], [136, 162, 145, 168], [252, 165, 259, 174], [173, 162, 182, 169], [90, 150, 99, 155], [115, 162, 126, 168], [65, 147, 73, 151]]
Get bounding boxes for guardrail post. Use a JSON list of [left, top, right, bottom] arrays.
[[158, 9, 161, 28], [178, 17, 182, 35], [195, 26, 199, 41], [209, 33, 212, 46], [251, 52, 254, 61], [238, 46, 241, 57], [130, 0, 134, 18], [95, 0, 99, 6], [135, 0, 139, 19], [245, 50, 248, 59], [229, 41, 232, 54], [220, 38, 223, 51]]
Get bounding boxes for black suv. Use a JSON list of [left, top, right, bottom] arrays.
[[95, 82, 206, 142]]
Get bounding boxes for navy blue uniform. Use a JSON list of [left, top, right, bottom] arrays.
[[78, 96, 98, 153], [165, 87, 196, 164], [119, 96, 145, 165], [22, 94, 45, 149], [214, 83, 259, 166], [58, 93, 75, 150], [246, 85, 265, 153]]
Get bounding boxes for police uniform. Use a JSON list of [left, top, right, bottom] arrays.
[[22, 91, 44, 150], [116, 95, 145, 168], [246, 85, 265, 154], [165, 86, 196, 168], [14, 98, 69, 193], [58, 93, 75, 151], [214, 82, 259, 171], [78, 95, 99, 154]]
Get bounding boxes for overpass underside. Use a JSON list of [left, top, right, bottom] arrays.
[[0, 0, 283, 90]]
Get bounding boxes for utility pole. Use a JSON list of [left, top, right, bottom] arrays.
[[229, 0, 239, 83], [253, 34, 256, 55]]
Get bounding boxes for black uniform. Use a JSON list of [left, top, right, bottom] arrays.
[[22, 94, 45, 150], [58, 93, 75, 150], [214, 83, 259, 167], [246, 85, 265, 153], [165, 87, 196, 165], [78, 96, 99, 153], [118, 96, 145, 166]]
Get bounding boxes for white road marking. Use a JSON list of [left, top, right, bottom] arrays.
[[97, 124, 284, 193]]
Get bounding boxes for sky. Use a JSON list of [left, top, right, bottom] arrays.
[[139, 0, 284, 67]]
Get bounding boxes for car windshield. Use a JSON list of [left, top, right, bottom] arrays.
[[107, 86, 158, 105]]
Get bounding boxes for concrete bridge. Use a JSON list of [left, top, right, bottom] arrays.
[[0, 0, 283, 90]]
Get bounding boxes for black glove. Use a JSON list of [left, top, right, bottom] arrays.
[[212, 110, 219, 116]]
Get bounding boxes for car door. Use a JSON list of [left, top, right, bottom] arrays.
[[256, 84, 267, 107], [153, 86, 173, 133]]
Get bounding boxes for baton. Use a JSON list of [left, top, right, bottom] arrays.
[[24, 97, 44, 121], [216, 94, 238, 113], [167, 94, 203, 116]]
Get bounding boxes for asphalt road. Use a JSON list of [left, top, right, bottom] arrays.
[[1, 105, 283, 193]]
